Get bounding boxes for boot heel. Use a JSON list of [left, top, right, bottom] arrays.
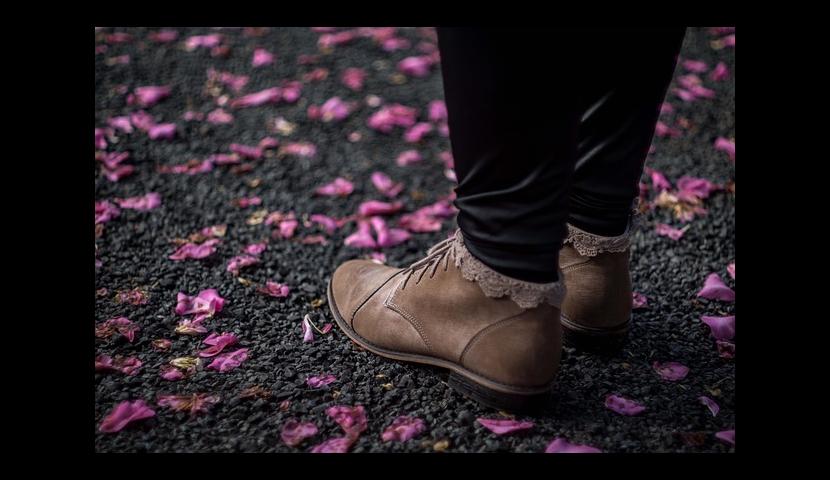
[[561, 318, 630, 353], [447, 372, 551, 413]]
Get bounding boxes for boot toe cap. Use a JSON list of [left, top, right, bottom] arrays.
[[330, 259, 400, 320]]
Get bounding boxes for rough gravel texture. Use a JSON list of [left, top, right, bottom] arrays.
[[95, 27, 735, 453]]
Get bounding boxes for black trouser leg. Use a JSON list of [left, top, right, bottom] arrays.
[[569, 27, 686, 236], [436, 27, 685, 283], [437, 27, 580, 283]]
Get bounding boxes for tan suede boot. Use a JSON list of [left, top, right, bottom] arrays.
[[328, 230, 565, 411], [559, 223, 633, 350]]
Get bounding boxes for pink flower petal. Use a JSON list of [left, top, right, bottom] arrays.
[[604, 395, 646, 415], [185, 34, 223, 50], [382, 37, 411, 51], [175, 289, 226, 319], [302, 316, 315, 343], [403, 122, 433, 143], [259, 136, 280, 149], [276, 219, 299, 239], [396, 150, 423, 166], [476, 418, 534, 435], [103, 164, 135, 182], [677, 176, 718, 200], [399, 211, 443, 233], [428, 100, 447, 123], [280, 142, 317, 157], [208, 69, 250, 93], [310, 436, 353, 453], [206, 348, 249, 372], [544, 438, 602, 453], [108, 116, 133, 133], [95, 128, 107, 150], [229, 143, 262, 160], [199, 332, 239, 357], [398, 56, 434, 77], [95, 200, 121, 224], [226, 255, 260, 276], [696, 273, 735, 302], [727, 262, 735, 280], [148, 30, 178, 43], [381, 416, 426, 442], [258, 281, 291, 298], [115, 192, 161, 211], [230, 87, 282, 108], [701, 316, 735, 341], [207, 108, 234, 124], [157, 394, 220, 415], [326, 405, 367, 438], [673, 88, 697, 103], [310, 214, 339, 234], [99, 400, 155, 433], [632, 292, 648, 309], [130, 110, 156, 131], [95, 317, 139, 343], [371, 171, 404, 198], [98, 151, 131, 170], [653, 361, 689, 381], [689, 85, 715, 99], [714, 137, 735, 161], [647, 168, 672, 191], [359, 201, 404, 217], [95, 355, 142, 375], [244, 243, 267, 256], [281, 419, 319, 447], [699, 396, 720, 417], [655, 121, 682, 137], [715, 430, 735, 446], [131, 86, 171, 107], [307, 374, 337, 388], [655, 223, 688, 241], [252, 48, 274, 67], [370, 216, 410, 248], [367, 104, 417, 133], [682, 59, 709, 73], [710, 62, 730, 81], [169, 239, 220, 260], [318, 30, 358, 49], [316, 177, 354, 197], [160, 365, 185, 381], [341, 68, 367, 91], [344, 220, 378, 248], [147, 123, 177, 140], [315, 97, 354, 122]]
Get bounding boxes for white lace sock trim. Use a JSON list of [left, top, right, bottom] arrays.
[[563, 207, 639, 257], [451, 231, 566, 310], [563, 224, 631, 257]]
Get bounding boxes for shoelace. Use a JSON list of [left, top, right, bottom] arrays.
[[399, 236, 455, 290]]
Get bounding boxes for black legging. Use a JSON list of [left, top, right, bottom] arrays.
[[437, 27, 686, 282]]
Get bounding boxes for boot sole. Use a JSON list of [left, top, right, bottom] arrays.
[[561, 314, 630, 352], [327, 279, 552, 413]]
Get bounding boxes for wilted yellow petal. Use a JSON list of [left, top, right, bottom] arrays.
[[433, 440, 450, 452], [170, 357, 200, 370]]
